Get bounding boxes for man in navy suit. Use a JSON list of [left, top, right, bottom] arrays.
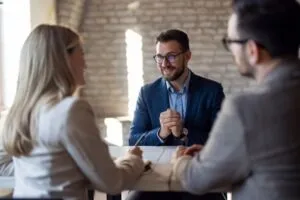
[[127, 29, 225, 200]]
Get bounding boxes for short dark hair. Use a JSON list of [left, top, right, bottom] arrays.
[[156, 29, 190, 52], [232, 0, 300, 58]]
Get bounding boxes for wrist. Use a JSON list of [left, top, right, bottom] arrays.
[[159, 128, 170, 139], [174, 128, 188, 139]]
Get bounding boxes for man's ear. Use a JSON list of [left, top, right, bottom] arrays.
[[246, 40, 261, 65], [185, 50, 192, 61]]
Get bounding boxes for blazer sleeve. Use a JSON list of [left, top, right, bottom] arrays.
[[61, 99, 144, 194], [128, 87, 165, 146], [0, 110, 14, 176], [173, 96, 250, 194], [0, 148, 13, 176]]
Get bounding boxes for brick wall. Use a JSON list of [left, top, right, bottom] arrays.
[[57, 0, 251, 118]]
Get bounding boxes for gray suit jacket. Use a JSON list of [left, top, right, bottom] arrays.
[[174, 58, 300, 200]]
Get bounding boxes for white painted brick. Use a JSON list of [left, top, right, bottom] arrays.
[[120, 17, 137, 23], [198, 58, 214, 64], [213, 35, 224, 41], [169, 2, 187, 7], [199, 22, 214, 28], [215, 10, 230, 15], [183, 23, 196, 29], [222, 1, 232, 7], [214, 56, 234, 63], [102, 11, 116, 17], [100, 4, 115, 10], [203, 28, 217, 35], [140, 16, 152, 22], [206, 1, 222, 7], [83, 18, 96, 25], [199, 50, 215, 56], [193, 1, 205, 6], [184, 9, 198, 15], [109, 17, 119, 23], [153, 16, 163, 23], [153, 2, 166, 8], [96, 18, 108, 24], [171, 22, 181, 28], [115, 4, 127, 10], [184, 15, 198, 21], [165, 16, 179, 21]]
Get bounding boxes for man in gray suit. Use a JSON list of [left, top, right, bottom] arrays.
[[172, 0, 300, 199]]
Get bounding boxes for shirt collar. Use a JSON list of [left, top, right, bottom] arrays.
[[166, 70, 191, 93]]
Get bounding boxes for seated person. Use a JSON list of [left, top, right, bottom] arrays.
[[1, 24, 144, 199], [128, 29, 225, 200]]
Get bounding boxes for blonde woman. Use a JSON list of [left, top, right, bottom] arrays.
[[1, 24, 145, 199]]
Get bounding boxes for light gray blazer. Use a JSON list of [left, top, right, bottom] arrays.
[[174, 58, 300, 200], [0, 110, 14, 176], [2, 97, 144, 200], [0, 148, 13, 176]]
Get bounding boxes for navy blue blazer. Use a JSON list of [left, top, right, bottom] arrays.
[[128, 72, 225, 146]]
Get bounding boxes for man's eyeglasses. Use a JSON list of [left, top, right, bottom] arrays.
[[222, 37, 249, 51], [153, 52, 185, 64]]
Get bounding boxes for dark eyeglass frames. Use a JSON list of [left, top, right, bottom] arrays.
[[222, 36, 266, 52], [153, 51, 186, 64], [222, 37, 249, 51]]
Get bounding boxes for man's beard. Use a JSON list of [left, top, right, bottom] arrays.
[[163, 66, 185, 81], [238, 52, 255, 79], [240, 64, 255, 78], [162, 59, 186, 81]]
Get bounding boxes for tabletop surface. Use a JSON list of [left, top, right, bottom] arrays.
[[109, 146, 177, 164], [0, 146, 180, 191], [0, 146, 231, 196]]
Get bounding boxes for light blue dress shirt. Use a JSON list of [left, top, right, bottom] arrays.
[[157, 71, 191, 143], [165, 71, 191, 120]]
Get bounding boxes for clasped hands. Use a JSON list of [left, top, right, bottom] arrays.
[[159, 109, 184, 139], [128, 108, 203, 163]]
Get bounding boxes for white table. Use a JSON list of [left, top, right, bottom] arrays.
[[0, 146, 181, 191], [109, 146, 231, 200], [109, 146, 182, 191], [0, 146, 230, 200], [107, 146, 181, 200]]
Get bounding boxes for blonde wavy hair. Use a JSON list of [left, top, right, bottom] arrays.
[[2, 24, 80, 156]]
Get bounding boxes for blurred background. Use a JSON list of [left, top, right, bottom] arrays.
[[0, 0, 253, 146]]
